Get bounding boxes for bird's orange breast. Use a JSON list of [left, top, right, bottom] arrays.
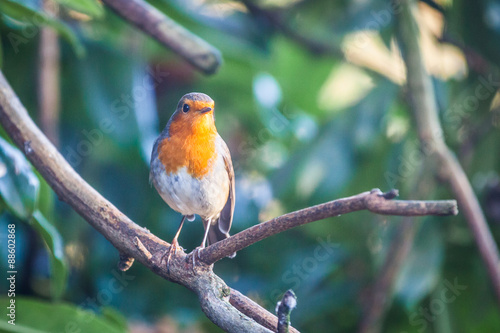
[[158, 113, 217, 179]]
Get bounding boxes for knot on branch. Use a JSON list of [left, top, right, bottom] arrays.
[[118, 252, 135, 271], [376, 188, 399, 199]]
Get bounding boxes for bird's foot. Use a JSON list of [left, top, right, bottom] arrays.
[[190, 246, 205, 273], [162, 239, 183, 273]]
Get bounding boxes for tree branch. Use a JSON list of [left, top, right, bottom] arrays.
[[230, 289, 300, 333], [358, 219, 416, 333], [276, 290, 297, 333], [101, 0, 222, 75], [0, 69, 457, 331], [395, 0, 500, 304], [438, 34, 494, 76], [238, 0, 404, 84], [199, 189, 457, 264], [240, 0, 343, 58]]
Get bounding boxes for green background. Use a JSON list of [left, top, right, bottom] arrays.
[[0, 0, 500, 332]]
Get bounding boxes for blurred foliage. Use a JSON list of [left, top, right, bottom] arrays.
[[0, 0, 499, 332], [0, 296, 127, 332], [0, 137, 67, 300]]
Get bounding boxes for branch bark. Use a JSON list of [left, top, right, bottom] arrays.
[[102, 0, 222, 75], [229, 289, 300, 333], [200, 190, 457, 264], [0, 70, 457, 331], [395, 0, 500, 305]]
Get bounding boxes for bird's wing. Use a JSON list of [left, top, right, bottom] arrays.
[[149, 136, 161, 186], [218, 135, 235, 234], [149, 122, 171, 185]]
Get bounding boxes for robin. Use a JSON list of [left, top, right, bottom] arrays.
[[149, 92, 235, 269]]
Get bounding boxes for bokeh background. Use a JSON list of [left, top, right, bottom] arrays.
[[1, 0, 500, 332]]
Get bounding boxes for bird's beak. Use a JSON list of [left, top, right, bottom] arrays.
[[200, 107, 212, 114]]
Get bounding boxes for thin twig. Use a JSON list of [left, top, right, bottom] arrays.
[[395, 0, 500, 305], [102, 0, 222, 74], [240, 0, 343, 58], [134, 236, 152, 260], [276, 290, 297, 333], [438, 35, 494, 76], [420, 0, 445, 13], [200, 189, 457, 264], [239, 0, 404, 84]]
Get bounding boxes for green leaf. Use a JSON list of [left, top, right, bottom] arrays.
[[0, 0, 85, 57], [0, 297, 127, 332], [53, 0, 104, 19], [31, 210, 68, 299], [0, 137, 39, 219], [36, 172, 55, 221], [0, 139, 66, 298]]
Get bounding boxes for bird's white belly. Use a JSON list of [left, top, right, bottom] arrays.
[[152, 158, 229, 220]]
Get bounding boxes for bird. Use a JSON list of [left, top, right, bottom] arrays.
[[149, 92, 235, 269]]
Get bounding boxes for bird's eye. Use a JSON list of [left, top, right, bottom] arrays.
[[182, 104, 190, 113]]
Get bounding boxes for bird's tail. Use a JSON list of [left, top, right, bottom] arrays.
[[205, 220, 236, 259]]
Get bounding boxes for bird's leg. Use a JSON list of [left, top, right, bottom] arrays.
[[191, 219, 211, 270], [200, 220, 211, 250], [162, 215, 186, 272]]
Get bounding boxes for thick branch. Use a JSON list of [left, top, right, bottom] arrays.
[[102, 0, 222, 74], [200, 189, 457, 264], [395, 0, 500, 304]]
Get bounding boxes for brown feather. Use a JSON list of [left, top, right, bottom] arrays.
[[218, 139, 235, 234]]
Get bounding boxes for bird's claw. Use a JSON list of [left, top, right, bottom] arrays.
[[190, 246, 205, 273], [162, 240, 182, 273]]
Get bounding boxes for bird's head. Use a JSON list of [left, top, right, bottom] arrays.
[[171, 92, 215, 129]]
